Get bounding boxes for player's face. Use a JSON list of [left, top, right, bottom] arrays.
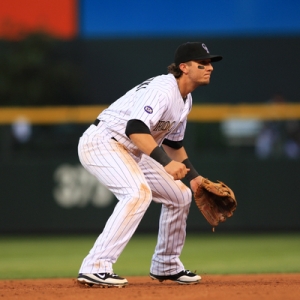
[[188, 59, 214, 85]]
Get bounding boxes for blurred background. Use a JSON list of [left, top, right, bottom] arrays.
[[1, 0, 300, 234]]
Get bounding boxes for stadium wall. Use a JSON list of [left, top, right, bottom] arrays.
[[1, 156, 299, 234]]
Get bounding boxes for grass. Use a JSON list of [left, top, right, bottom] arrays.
[[0, 233, 299, 279]]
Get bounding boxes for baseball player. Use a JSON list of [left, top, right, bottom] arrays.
[[77, 42, 222, 287]]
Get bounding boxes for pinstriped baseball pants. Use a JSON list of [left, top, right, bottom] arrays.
[[78, 124, 192, 275]]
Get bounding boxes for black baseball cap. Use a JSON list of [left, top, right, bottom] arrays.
[[174, 42, 222, 66]]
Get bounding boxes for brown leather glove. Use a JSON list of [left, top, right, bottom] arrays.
[[194, 178, 237, 231]]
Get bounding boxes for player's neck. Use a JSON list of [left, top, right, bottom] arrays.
[[176, 77, 195, 100]]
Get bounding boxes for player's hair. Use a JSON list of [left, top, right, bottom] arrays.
[[167, 63, 183, 78]]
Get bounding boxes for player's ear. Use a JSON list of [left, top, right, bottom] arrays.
[[179, 62, 188, 74]]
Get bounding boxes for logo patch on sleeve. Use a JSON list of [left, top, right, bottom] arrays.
[[144, 106, 153, 114]]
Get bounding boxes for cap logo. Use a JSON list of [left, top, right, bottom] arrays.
[[202, 43, 209, 53]]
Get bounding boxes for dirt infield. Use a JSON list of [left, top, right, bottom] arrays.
[[1, 274, 299, 300]]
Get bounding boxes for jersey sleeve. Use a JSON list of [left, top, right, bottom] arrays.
[[164, 119, 187, 141], [128, 87, 167, 130], [165, 94, 191, 141]]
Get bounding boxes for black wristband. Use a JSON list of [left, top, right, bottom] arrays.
[[182, 158, 199, 181], [150, 146, 172, 166]]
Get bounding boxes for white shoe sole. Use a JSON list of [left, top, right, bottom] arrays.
[[77, 277, 128, 288]]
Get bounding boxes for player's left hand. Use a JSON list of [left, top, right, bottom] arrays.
[[190, 175, 204, 193], [193, 178, 237, 230]]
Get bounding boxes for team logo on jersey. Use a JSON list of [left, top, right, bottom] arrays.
[[202, 43, 209, 53], [144, 106, 153, 114], [153, 120, 176, 132]]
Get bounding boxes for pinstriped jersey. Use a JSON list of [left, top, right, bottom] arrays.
[[98, 74, 192, 156]]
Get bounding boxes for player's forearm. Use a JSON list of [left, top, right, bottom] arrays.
[[129, 133, 173, 167], [163, 144, 200, 181], [129, 133, 189, 178], [128, 133, 160, 156], [162, 144, 188, 162]]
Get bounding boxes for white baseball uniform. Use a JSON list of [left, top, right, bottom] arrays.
[[78, 73, 193, 276]]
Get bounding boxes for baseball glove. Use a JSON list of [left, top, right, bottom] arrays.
[[194, 178, 237, 231]]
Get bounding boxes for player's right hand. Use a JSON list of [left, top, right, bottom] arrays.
[[164, 161, 190, 180]]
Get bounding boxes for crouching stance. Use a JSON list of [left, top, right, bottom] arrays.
[[77, 41, 222, 287]]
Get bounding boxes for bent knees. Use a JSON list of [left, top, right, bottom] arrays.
[[137, 183, 153, 206], [117, 183, 153, 214], [152, 181, 192, 209], [177, 184, 192, 208]]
